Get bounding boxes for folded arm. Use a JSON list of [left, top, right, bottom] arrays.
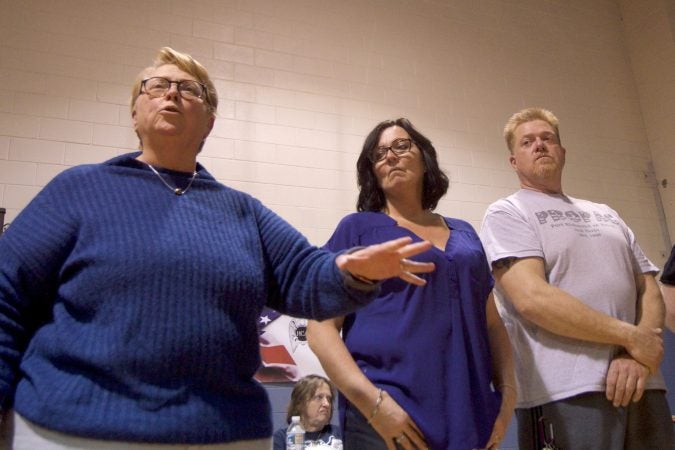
[[492, 256, 663, 372], [606, 273, 665, 406]]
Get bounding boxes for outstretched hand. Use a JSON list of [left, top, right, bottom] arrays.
[[336, 237, 435, 286]]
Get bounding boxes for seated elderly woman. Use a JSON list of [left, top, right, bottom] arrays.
[[272, 375, 342, 449], [0, 48, 435, 449]]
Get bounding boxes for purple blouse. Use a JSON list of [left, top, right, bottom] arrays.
[[325, 212, 500, 450]]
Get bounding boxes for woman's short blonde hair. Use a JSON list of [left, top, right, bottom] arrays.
[[503, 107, 560, 153], [130, 47, 218, 117]]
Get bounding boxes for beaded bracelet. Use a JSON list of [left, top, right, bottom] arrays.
[[367, 388, 384, 424]]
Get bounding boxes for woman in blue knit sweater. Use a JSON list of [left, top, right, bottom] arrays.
[[0, 48, 435, 449]]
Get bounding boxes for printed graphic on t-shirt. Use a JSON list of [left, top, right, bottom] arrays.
[[533, 208, 620, 238]]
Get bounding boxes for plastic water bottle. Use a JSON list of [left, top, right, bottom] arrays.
[[286, 415, 305, 450]]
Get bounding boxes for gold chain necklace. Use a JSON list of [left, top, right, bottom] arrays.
[[146, 163, 198, 195]]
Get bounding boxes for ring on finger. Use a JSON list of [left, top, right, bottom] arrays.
[[395, 433, 406, 443]]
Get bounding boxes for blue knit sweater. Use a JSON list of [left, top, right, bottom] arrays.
[[0, 153, 375, 444]]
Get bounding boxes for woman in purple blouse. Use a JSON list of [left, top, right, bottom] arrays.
[[307, 118, 516, 450]]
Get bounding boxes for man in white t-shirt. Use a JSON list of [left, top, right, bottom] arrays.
[[479, 107, 673, 449]]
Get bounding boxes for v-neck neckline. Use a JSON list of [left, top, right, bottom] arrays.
[[381, 212, 452, 252]]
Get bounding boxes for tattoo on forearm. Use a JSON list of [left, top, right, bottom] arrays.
[[493, 257, 517, 269]]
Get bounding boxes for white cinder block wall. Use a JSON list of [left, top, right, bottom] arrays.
[[3, 0, 675, 441], [619, 0, 675, 256], [1, 0, 672, 266]]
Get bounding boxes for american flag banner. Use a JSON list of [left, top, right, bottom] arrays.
[[255, 307, 328, 383]]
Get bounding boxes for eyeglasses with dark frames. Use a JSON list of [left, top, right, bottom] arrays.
[[140, 77, 207, 100], [370, 138, 414, 163]]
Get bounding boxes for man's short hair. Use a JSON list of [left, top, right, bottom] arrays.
[[503, 107, 560, 153]]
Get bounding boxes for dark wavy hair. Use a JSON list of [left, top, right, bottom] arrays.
[[356, 118, 449, 212]]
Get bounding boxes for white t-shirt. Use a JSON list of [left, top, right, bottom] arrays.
[[480, 189, 666, 408]]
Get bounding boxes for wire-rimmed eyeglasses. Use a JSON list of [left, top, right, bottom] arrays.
[[369, 138, 414, 163], [140, 77, 207, 100]]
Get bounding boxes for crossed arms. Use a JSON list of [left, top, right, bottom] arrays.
[[493, 256, 664, 407]]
